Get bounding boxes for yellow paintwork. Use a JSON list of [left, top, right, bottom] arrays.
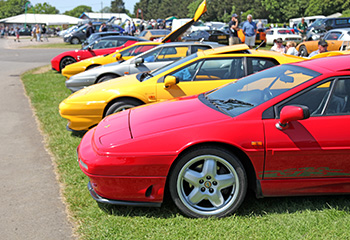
[[61, 42, 162, 79], [296, 40, 347, 55], [194, 0, 207, 22], [59, 44, 306, 131]]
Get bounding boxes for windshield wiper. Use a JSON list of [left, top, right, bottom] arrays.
[[140, 72, 153, 81], [222, 98, 254, 106]]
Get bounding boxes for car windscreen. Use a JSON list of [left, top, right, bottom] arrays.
[[204, 64, 321, 117], [142, 53, 198, 81]]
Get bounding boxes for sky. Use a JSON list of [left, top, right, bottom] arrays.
[[28, 0, 138, 14]]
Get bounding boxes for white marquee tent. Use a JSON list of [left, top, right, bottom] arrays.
[[0, 14, 81, 26]]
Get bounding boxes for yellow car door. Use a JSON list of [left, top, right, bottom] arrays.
[[155, 57, 244, 101]]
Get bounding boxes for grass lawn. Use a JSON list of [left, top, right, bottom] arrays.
[[21, 67, 350, 239]]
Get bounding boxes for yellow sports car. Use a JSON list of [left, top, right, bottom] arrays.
[[59, 44, 304, 132], [61, 42, 162, 79], [296, 40, 349, 57], [62, 0, 209, 79]]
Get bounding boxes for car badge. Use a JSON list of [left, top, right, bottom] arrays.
[[204, 181, 212, 188]]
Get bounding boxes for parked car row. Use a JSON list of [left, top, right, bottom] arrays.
[[51, 1, 350, 219], [77, 54, 350, 218]]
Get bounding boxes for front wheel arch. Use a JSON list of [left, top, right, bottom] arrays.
[[165, 143, 258, 214], [95, 73, 120, 84], [103, 97, 145, 117], [86, 64, 101, 71], [299, 45, 308, 57]]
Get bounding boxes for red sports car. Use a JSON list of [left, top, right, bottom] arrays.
[[78, 55, 350, 218], [51, 36, 147, 72]]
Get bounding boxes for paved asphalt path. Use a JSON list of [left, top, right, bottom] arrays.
[[0, 38, 75, 239]]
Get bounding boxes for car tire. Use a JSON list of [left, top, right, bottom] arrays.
[[169, 146, 247, 218], [97, 74, 119, 83], [105, 99, 142, 116], [71, 37, 80, 44], [299, 45, 308, 57], [59, 56, 76, 72]]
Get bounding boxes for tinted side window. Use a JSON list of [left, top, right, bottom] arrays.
[[194, 58, 243, 81], [191, 45, 212, 54], [277, 78, 350, 117], [246, 57, 279, 75], [171, 60, 203, 82], [156, 46, 189, 61]]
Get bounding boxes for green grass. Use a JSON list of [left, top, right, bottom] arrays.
[[22, 68, 350, 239], [22, 42, 78, 49]]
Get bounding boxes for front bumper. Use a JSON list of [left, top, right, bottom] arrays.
[[65, 76, 97, 92], [59, 100, 105, 131], [88, 182, 162, 207]]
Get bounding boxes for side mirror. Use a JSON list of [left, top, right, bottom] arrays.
[[276, 105, 310, 130], [115, 53, 121, 60], [134, 58, 144, 66], [164, 75, 178, 89]]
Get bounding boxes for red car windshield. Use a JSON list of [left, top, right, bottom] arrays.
[[205, 65, 321, 117]]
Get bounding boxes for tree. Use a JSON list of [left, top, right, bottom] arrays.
[[0, 0, 27, 19], [64, 5, 92, 18], [100, 6, 112, 13], [305, 0, 350, 16], [111, 0, 126, 13], [27, 3, 59, 14]]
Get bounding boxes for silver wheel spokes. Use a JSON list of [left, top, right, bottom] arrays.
[[178, 156, 238, 214]]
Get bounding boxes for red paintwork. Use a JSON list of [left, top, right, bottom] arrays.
[[279, 105, 306, 125], [50, 40, 140, 72], [78, 55, 350, 205]]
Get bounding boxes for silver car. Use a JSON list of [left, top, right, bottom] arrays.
[[65, 41, 223, 92]]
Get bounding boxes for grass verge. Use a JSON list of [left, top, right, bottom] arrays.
[[22, 67, 350, 239]]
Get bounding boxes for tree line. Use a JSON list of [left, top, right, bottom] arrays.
[[1, 0, 349, 24]]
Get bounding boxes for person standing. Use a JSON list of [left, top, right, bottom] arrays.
[[228, 13, 240, 45], [35, 24, 42, 42], [125, 20, 131, 35], [297, 18, 308, 41], [30, 25, 36, 41], [42, 25, 48, 41], [99, 22, 108, 32], [14, 27, 20, 42], [86, 21, 94, 38], [242, 14, 257, 49]]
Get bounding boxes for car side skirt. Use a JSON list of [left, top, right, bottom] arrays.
[[260, 178, 350, 197]]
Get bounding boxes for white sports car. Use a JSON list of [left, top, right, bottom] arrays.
[[265, 27, 302, 45]]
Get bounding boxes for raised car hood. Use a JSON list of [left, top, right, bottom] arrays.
[[161, 0, 207, 42]]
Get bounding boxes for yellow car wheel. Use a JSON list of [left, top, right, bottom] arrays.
[[105, 99, 143, 116]]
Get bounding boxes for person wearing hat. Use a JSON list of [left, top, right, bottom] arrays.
[[270, 38, 286, 53], [308, 39, 328, 57], [228, 13, 240, 45]]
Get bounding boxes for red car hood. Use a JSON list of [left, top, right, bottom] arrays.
[[95, 95, 228, 149]]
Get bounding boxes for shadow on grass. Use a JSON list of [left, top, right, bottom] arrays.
[[96, 189, 350, 219]]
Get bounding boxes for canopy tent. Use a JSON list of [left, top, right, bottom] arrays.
[[0, 14, 80, 26]]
